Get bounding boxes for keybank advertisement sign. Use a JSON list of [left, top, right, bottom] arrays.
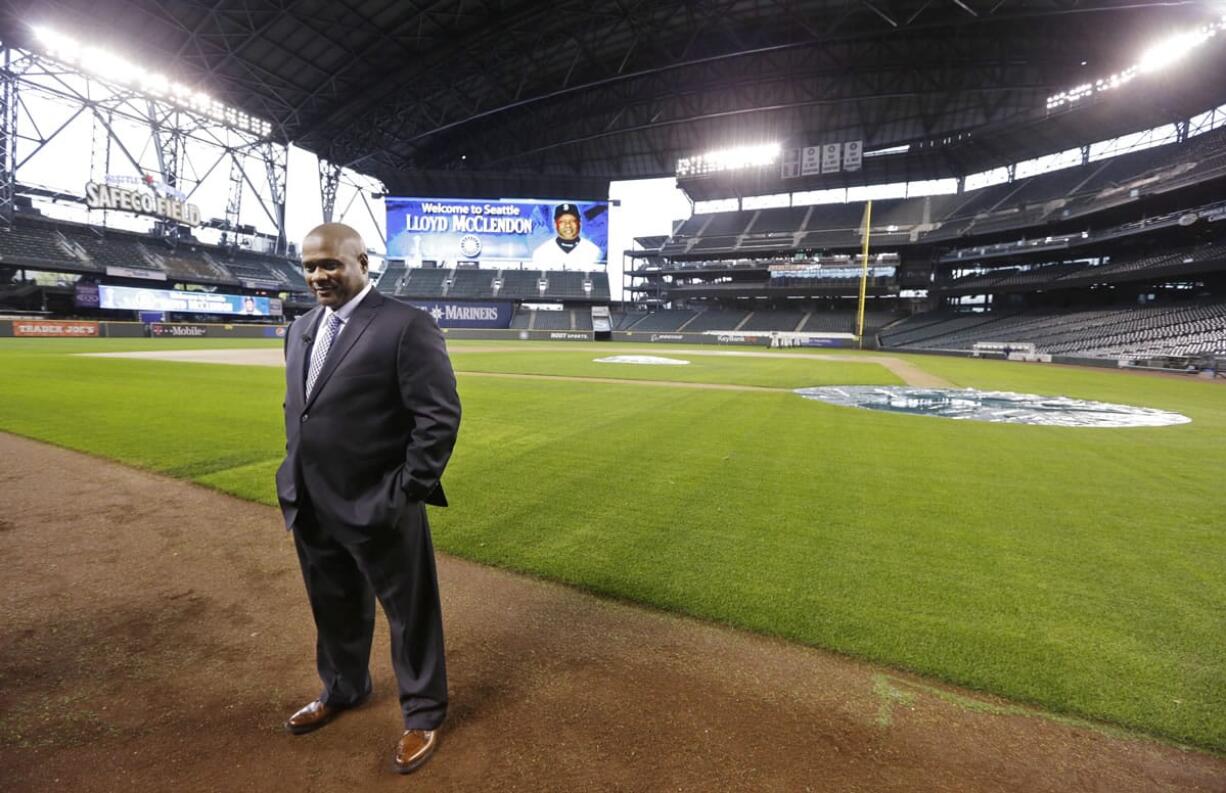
[[386, 197, 609, 267], [407, 300, 513, 329]]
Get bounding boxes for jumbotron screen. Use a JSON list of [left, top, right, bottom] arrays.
[[97, 285, 282, 317], [386, 197, 609, 268]]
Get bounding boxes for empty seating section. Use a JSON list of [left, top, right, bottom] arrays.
[[544, 271, 595, 300], [740, 309, 805, 332], [797, 230, 859, 248], [805, 203, 866, 231], [534, 311, 575, 330], [654, 127, 1226, 257], [448, 269, 497, 298], [378, 262, 407, 291], [159, 249, 233, 282], [391, 266, 610, 303], [944, 262, 1088, 292], [0, 217, 304, 287], [872, 199, 925, 229], [225, 254, 305, 288], [881, 302, 1226, 357], [670, 215, 708, 238], [731, 238, 786, 252], [611, 311, 647, 330], [0, 222, 91, 269], [225, 260, 275, 281], [879, 312, 1009, 347], [683, 310, 749, 332], [508, 309, 594, 331], [397, 268, 450, 297], [860, 311, 899, 331], [587, 275, 611, 301], [749, 207, 809, 234], [691, 236, 738, 252], [1006, 166, 1093, 205], [59, 226, 158, 271], [939, 243, 1223, 293], [966, 208, 1047, 236], [508, 308, 532, 329], [498, 269, 543, 299], [702, 212, 754, 236], [923, 193, 968, 222], [800, 312, 855, 332], [625, 310, 696, 332]]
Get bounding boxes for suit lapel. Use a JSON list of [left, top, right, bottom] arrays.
[[304, 289, 383, 410]]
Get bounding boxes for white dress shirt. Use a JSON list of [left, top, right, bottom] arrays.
[[315, 281, 373, 342]]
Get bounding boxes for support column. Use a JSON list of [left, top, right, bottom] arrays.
[[0, 46, 19, 228], [261, 141, 287, 254], [224, 149, 243, 246], [319, 159, 341, 224]]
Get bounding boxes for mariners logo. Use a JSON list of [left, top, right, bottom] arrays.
[[459, 234, 482, 258]]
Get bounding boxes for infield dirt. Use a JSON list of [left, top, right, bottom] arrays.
[[1, 431, 1222, 792]]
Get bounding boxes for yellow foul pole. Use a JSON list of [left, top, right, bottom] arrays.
[[856, 200, 873, 349]]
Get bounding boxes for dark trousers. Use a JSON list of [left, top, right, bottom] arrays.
[[292, 500, 447, 731]]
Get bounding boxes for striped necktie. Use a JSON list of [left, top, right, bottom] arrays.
[[305, 313, 342, 398]]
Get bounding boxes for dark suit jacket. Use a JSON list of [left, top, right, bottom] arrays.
[[276, 288, 461, 541]]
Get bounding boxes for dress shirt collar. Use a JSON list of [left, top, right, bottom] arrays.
[[320, 281, 373, 329]]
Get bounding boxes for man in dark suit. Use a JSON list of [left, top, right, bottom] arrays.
[[275, 222, 460, 775]]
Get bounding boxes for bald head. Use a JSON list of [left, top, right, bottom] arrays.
[[301, 222, 369, 308], [305, 223, 365, 257]]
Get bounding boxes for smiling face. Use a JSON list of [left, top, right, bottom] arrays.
[[555, 212, 580, 241], [301, 223, 368, 308]]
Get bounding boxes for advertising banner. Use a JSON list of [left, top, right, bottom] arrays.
[[106, 265, 166, 281], [150, 323, 208, 337], [85, 180, 202, 226], [74, 282, 100, 308], [98, 285, 282, 317], [405, 300, 514, 329], [14, 320, 99, 337], [387, 197, 609, 268]]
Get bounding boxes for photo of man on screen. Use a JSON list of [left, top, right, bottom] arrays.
[[531, 203, 602, 268]]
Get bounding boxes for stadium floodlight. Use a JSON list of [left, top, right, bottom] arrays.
[[1046, 16, 1226, 110], [676, 143, 781, 177], [863, 144, 911, 158], [29, 24, 273, 137], [1137, 28, 1215, 73]]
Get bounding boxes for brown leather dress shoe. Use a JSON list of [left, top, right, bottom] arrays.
[[284, 700, 345, 735], [392, 729, 438, 774]]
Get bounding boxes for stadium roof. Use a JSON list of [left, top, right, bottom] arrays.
[[4, 0, 1224, 198]]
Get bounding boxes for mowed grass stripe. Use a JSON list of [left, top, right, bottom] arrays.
[[448, 349, 902, 388], [1, 339, 1223, 752]]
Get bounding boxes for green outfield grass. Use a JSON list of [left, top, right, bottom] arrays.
[[1, 337, 1224, 752]]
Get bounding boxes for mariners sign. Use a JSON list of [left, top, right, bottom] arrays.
[[85, 181, 202, 226], [404, 299, 513, 329]]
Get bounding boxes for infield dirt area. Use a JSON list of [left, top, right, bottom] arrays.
[[1, 431, 1223, 792]]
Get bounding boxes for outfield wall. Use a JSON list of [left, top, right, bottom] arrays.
[[0, 319, 287, 339], [0, 319, 857, 349]]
